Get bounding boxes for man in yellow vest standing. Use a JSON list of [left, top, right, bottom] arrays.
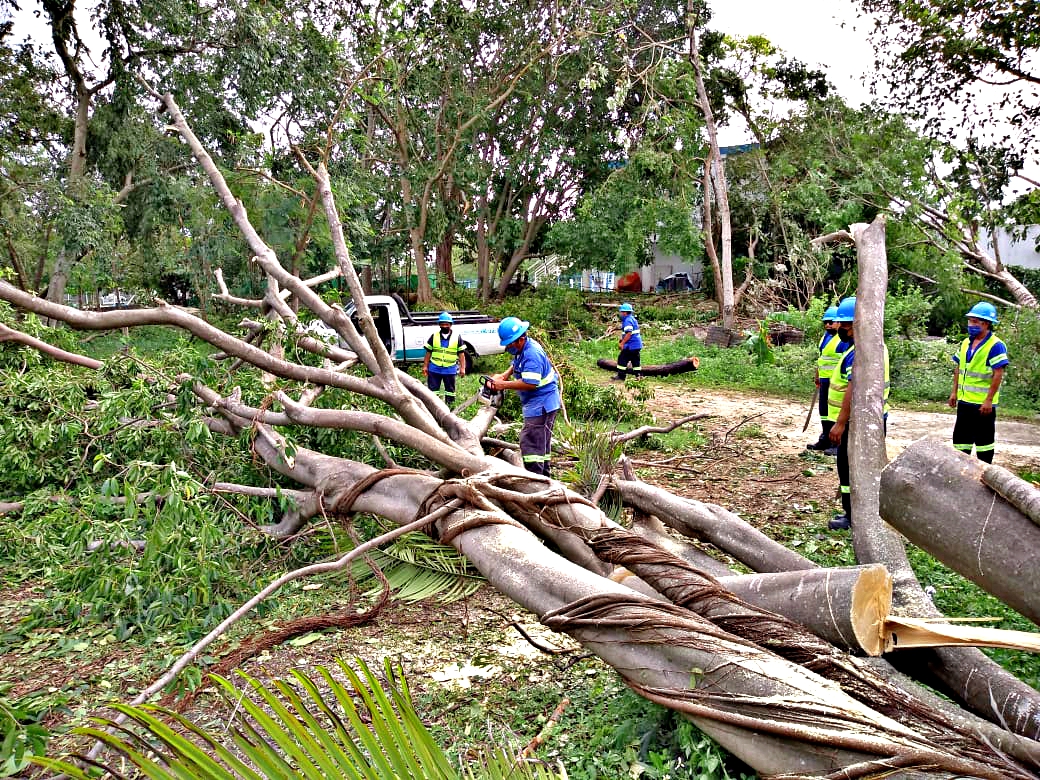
[[806, 305, 845, 455], [827, 296, 891, 531], [948, 302, 1009, 464], [423, 311, 466, 408]]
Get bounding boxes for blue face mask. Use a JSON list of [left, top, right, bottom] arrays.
[[967, 324, 983, 339], [506, 344, 520, 356]]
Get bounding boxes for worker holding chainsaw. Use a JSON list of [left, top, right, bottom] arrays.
[[487, 317, 561, 477]]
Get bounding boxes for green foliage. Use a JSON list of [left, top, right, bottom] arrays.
[[557, 421, 624, 499], [0, 684, 50, 777], [37, 658, 565, 779], [352, 531, 485, 603], [16, 463, 277, 642], [997, 307, 1040, 410], [423, 663, 753, 780], [884, 281, 934, 340], [743, 323, 775, 366]]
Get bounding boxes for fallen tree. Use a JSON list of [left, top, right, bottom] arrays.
[[1, 92, 1039, 777], [595, 356, 701, 376]]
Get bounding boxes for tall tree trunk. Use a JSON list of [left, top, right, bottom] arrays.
[[847, 215, 1040, 739], [401, 178, 433, 303], [687, 5, 734, 328], [45, 85, 91, 316]]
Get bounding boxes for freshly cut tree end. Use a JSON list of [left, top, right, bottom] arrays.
[[850, 563, 894, 657], [884, 616, 1040, 653]]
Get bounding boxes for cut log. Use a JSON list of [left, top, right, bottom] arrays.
[[880, 439, 1040, 627], [718, 566, 892, 656], [596, 357, 700, 376]]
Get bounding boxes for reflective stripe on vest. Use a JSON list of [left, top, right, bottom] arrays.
[[427, 331, 462, 368], [956, 335, 1003, 405], [817, 332, 843, 376], [520, 366, 557, 387], [828, 344, 890, 420]]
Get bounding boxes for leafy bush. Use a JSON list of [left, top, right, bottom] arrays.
[[884, 281, 935, 339], [998, 307, 1040, 409]]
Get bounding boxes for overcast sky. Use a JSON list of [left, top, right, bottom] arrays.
[[708, 0, 878, 144]]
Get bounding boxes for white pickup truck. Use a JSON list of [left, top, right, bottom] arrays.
[[309, 294, 505, 371]]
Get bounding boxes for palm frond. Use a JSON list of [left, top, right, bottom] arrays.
[[35, 658, 564, 780], [352, 532, 485, 603]]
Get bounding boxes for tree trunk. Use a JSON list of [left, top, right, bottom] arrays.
[[845, 215, 1040, 740], [688, 7, 734, 329], [880, 440, 1040, 627]]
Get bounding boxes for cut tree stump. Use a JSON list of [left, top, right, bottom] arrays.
[[704, 325, 741, 347]]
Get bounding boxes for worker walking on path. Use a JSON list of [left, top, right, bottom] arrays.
[[806, 305, 846, 454], [948, 302, 1009, 464], [489, 317, 561, 477], [827, 297, 890, 531], [422, 311, 466, 408], [613, 302, 643, 382]]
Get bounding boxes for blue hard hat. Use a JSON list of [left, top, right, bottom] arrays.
[[966, 301, 998, 324], [833, 297, 856, 323], [438, 311, 453, 324], [498, 316, 530, 346], [823, 305, 839, 321], [619, 303, 634, 313]]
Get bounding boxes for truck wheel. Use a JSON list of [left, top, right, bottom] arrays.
[[462, 347, 476, 375]]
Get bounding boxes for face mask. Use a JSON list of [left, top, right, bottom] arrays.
[[440, 326, 451, 334], [506, 345, 520, 356], [967, 324, 983, 339], [837, 327, 853, 344]]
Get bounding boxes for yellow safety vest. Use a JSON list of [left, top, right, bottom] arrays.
[[817, 332, 843, 378], [426, 331, 463, 368], [955, 334, 1005, 405], [828, 344, 890, 420]]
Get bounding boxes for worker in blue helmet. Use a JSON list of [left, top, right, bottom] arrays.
[[806, 304, 848, 454], [423, 311, 466, 408], [613, 303, 643, 381], [948, 302, 1009, 464], [488, 317, 561, 477], [826, 296, 891, 531]]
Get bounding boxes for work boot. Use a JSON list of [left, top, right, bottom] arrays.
[[611, 374, 626, 382], [823, 447, 838, 456], [805, 440, 827, 451], [828, 514, 851, 530]]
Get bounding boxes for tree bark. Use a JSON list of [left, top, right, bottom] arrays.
[[688, 6, 734, 329], [880, 440, 1040, 627]]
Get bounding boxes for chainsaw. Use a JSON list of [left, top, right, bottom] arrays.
[[478, 375, 504, 406]]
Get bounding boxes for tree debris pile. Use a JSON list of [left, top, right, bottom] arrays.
[[1, 94, 1039, 779]]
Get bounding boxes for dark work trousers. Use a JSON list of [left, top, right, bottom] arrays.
[[520, 409, 558, 476], [427, 372, 457, 408], [617, 347, 642, 379], [952, 401, 996, 464], [837, 415, 887, 521], [816, 378, 833, 444]]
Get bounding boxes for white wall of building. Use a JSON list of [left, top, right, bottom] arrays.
[[981, 227, 1040, 270]]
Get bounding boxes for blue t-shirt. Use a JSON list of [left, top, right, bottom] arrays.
[[511, 338, 561, 418], [620, 314, 642, 350]]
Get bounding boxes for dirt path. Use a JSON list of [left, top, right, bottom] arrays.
[[645, 385, 1040, 470]]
